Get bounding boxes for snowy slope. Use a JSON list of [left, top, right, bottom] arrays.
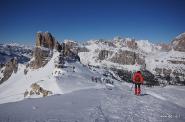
[[0, 50, 103, 104], [0, 82, 185, 122]]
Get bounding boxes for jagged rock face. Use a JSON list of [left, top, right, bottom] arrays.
[[155, 67, 185, 85], [77, 47, 89, 53], [55, 41, 63, 52], [0, 58, 18, 84], [110, 50, 145, 65], [36, 32, 55, 49], [98, 50, 113, 60], [30, 32, 80, 69], [30, 32, 56, 69], [142, 70, 159, 86], [163, 68, 172, 76], [64, 41, 78, 49], [0, 44, 32, 82], [62, 43, 71, 56], [98, 49, 145, 65], [30, 47, 52, 69], [60, 43, 80, 62], [172, 33, 185, 52], [64, 41, 80, 55], [126, 40, 137, 49], [155, 68, 162, 75], [113, 69, 132, 83]]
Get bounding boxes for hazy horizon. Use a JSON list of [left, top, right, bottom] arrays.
[[0, 32, 178, 46]]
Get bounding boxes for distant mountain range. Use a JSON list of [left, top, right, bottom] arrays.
[[0, 32, 184, 103], [0, 43, 33, 65]]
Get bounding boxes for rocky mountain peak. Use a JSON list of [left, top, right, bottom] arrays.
[[29, 32, 80, 69], [126, 39, 137, 49], [171, 32, 185, 52], [0, 57, 18, 84], [29, 32, 56, 69], [36, 32, 55, 49], [175, 32, 185, 39]]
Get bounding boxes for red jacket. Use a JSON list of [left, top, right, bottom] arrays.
[[132, 72, 144, 84]]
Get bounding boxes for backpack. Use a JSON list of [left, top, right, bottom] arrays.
[[135, 75, 141, 82]]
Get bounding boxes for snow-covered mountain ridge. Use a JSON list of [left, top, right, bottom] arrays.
[[1, 32, 185, 87], [0, 32, 185, 102], [78, 34, 185, 85], [0, 43, 33, 64], [0, 32, 107, 104], [0, 32, 185, 122]]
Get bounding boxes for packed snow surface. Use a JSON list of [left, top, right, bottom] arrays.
[[0, 83, 185, 122]]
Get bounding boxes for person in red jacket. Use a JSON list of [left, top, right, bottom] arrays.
[[132, 71, 144, 95]]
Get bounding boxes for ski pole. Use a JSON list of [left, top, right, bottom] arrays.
[[142, 83, 147, 94]]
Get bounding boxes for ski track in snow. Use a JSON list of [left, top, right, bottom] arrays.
[[146, 91, 166, 101]]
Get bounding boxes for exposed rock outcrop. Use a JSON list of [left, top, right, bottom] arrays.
[[24, 83, 52, 97], [55, 41, 63, 52], [163, 68, 172, 76], [60, 43, 80, 62], [155, 67, 185, 85], [110, 50, 145, 65], [0, 58, 18, 84], [29, 47, 52, 69], [64, 40, 78, 49], [126, 39, 137, 49], [142, 70, 159, 86], [155, 68, 162, 75], [113, 69, 132, 83], [36, 32, 55, 49], [30, 32, 80, 69], [98, 50, 113, 60], [30, 32, 55, 69], [172, 32, 185, 52]]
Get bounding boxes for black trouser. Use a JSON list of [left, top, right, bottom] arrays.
[[135, 83, 141, 89]]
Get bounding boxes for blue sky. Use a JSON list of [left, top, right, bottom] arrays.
[[0, 0, 185, 44]]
